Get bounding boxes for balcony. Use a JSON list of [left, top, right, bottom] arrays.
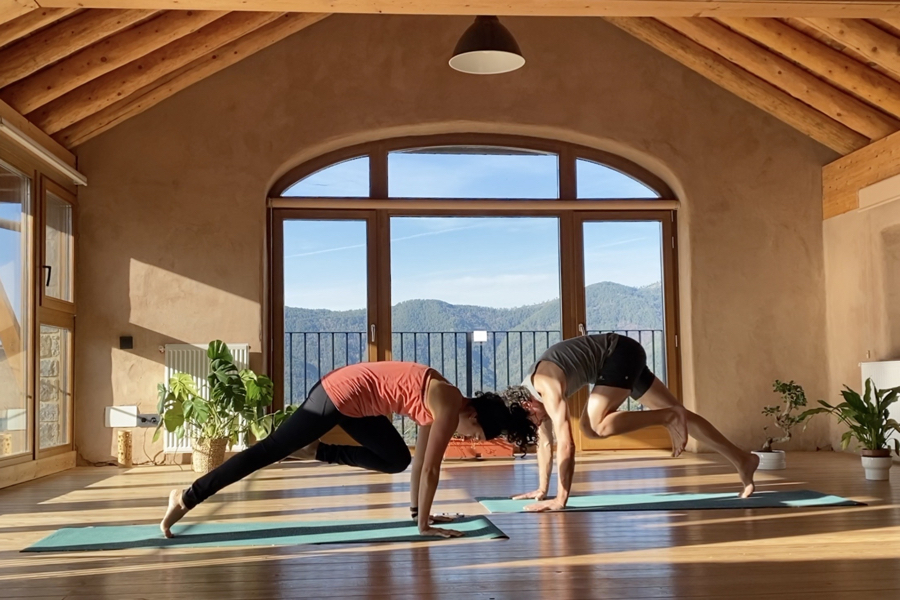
[[285, 329, 666, 444]]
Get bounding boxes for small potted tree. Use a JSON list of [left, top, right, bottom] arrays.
[[752, 380, 818, 470], [154, 341, 295, 473], [806, 378, 900, 480]]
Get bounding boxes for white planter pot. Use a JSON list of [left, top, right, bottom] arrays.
[[752, 450, 786, 470], [861, 455, 893, 481]]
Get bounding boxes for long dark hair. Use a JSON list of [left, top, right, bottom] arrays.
[[469, 391, 538, 450]]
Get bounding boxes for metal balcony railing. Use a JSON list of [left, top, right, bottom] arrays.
[[285, 329, 666, 443]]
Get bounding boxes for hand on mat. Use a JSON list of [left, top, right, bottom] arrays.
[[524, 499, 566, 512], [419, 526, 464, 538], [512, 489, 547, 501]]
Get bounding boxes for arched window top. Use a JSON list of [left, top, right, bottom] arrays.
[[273, 136, 672, 200], [576, 159, 660, 199], [388, 146, 558, 199], [282, 156, 369, 197]]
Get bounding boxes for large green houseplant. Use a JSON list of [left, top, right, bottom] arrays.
[[805, 378, 900, 480], [153, 341, 295, 473]]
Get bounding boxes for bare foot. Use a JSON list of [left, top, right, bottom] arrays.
[[287, 440, 320, 461], [664, 406, 688, 457], [161, 489, 189, 538], [738, 452, 760, 498]]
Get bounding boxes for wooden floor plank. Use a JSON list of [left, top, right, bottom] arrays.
[[0, 451, 897, 598]]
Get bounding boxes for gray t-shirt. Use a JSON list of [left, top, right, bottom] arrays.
[[522, 333, 619, 402]]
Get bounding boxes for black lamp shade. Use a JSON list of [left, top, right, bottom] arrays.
[[449, 16, 525, 75]]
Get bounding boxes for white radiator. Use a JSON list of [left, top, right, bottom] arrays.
[[164, 343, 249, 452], [860, 360, 900, 445]]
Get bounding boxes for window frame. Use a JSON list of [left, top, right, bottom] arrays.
[[266, 134, 681, 451], [271, 135, 674, 200], [39, 177, 76, 315]]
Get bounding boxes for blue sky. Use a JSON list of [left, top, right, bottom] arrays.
[[0, 200, 25, 322], [283, 151, 662, 311]]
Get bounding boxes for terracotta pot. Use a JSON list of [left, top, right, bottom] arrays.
[[444, 438, 515, 460], [191, 437, 228, 474], [444, 438, 478, 460]]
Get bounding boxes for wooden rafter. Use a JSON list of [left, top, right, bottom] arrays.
[[824, 127, 900, 217], [607, 18, 868, 154], [30, 11, 284, 134], [0, 7, 77, 48], [720, 18, 900, 120], [29, 0, 900, 19], [0, 1, 37, 27], [0, 9, 156, 88], [660, 17, 899, 141], [56, 13, 329, 147], [1, 10, 227, 114], [803, 18, 900, 80]]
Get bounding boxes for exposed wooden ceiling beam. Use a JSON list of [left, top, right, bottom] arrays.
[[0, 9, 156, 88], [0, 7, 77, 48], [30, 0, 900, 18], [720, 18, 900, 120], [31, 11, 284, 134], [0, 96, 75, 167], [0, 1, 37, 27], [1, 10, 226, 114], [660, 17, 898, 141], [823, 127, 900, 217], [803, 18, 900, 80], [607, 17, 867, 154], [56, 13, 329, 147]]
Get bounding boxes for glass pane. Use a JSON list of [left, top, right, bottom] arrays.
[[44, 191, 73, 303], [39, 324, 71, 449], [391, 216, 562, 444], [389, 147, 558, 198], [577, 159, 660, 199], [0, 162, 31, 457], [282, 156, 369, 197], [283, 220, 368, 405], [583, 221, 665, 410]]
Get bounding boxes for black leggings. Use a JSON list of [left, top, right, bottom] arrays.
[[181, 382, 412, 509]]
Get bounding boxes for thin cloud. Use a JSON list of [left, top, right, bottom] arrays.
[[286, 222, 486, 259]]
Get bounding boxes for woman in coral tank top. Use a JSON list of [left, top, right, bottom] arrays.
[[162, 361, 537, 538]]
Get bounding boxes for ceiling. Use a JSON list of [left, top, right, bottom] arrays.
[[1, 2, 900, 155]]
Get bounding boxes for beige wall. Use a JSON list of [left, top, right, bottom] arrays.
[[74, 15, 836, 462], [824, 199, 900, 449]]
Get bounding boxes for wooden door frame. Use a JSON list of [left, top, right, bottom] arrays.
[[270, 209, 380, 411], [269, 204, 680, 450], [571, 209, 681, 450]]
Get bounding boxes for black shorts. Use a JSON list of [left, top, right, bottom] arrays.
[[594, 335, 655, 400]]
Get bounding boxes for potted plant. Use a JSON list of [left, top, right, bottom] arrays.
[[752, 380, 818, 470], [153, 341, 295, 473], [805, 378, 900, 481]]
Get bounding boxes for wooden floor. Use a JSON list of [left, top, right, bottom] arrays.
[[1, 450, 899, 599]]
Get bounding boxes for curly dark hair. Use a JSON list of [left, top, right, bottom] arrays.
[[469, 391, 539, 451], [501, 385, 534, 404]]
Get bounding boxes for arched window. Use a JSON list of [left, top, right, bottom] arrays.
[[270, 135, 680, 452], [282, 156, 369, 197], [273, 136, 673, 200]]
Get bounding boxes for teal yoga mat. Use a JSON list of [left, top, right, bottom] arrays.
[[23, 516, 506, 552], [478, 490, 864, 513]]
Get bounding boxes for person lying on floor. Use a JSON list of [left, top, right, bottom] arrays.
[[502, 332, 759, 512], [161, 360, 538, 538]]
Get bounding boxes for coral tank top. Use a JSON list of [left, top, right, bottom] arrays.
[[321, 361, 435, 426]]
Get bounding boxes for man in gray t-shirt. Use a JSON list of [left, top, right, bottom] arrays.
[[504, 333, 758, 511]]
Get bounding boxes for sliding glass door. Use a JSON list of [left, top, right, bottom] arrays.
[[0, 160, 32, 459]]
